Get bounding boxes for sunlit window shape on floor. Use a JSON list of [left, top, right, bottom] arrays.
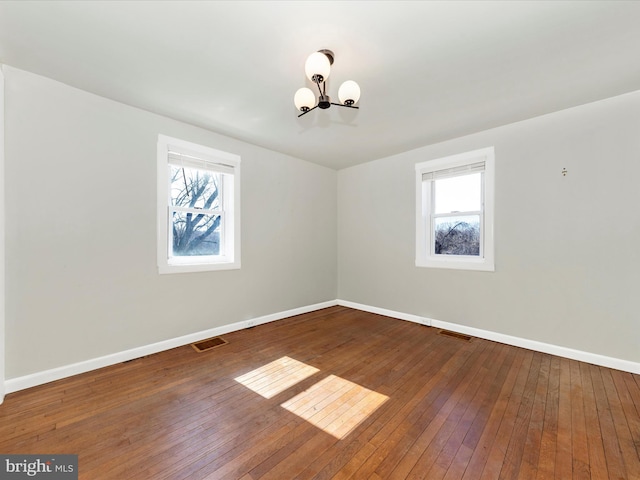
[[234, 356, 320, 399], [281, 374, 389, 439]]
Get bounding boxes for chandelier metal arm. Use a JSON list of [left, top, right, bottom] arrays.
[[313, 77, 324, 97], [330, 102, 360, 110], [297, 105, 318, 118], [298, 102, 359, 117]]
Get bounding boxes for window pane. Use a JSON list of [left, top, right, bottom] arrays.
[[434, 173, 481, 214], [434, 215, 480, 256], [170, 165, 221, 210], [171, 211, 221, 256]]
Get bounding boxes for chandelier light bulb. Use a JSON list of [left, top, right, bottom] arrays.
[[338, 80, 361, 106], [294, 87, 316, 112], [305, 52, 331, 82]]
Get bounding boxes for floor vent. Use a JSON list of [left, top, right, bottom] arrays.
[[191, 336, 228, 353], [439, 330, 472, 342]]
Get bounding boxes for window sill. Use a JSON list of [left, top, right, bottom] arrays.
[[159, 260, 241, 274], [415, 257, 494, 272]]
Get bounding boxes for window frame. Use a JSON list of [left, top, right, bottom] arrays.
[[157, 135, 241, 274], [415, 147, 495, 272]]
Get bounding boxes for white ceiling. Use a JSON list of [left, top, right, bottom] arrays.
[[1, 1, 640, 170]]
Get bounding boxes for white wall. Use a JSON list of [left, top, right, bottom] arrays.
[[338, 90, 640, 364], [3, 66, 337, 380]]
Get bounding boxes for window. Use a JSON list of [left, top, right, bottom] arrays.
[[157, 135, 240, 273], [415, 147, 494, 271]]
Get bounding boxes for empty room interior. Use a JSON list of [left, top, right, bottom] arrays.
[[1, 1, 640, 479]]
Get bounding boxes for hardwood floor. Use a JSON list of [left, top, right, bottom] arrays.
[[1, 306, 639, 479]]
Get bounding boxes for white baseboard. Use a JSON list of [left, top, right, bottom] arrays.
[[337, 300, 431, 326], [6, 298, 638, 395], [4, 300, 338, 394], [337, 300, 640, 375]]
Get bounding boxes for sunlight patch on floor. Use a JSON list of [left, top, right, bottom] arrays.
[[234, 356, 319, 399], [281, 374, 389, 439]]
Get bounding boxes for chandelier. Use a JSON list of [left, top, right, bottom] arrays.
[[294, 49, 361, 117]]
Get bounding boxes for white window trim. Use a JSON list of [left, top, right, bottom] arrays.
[[415, 147, 495, 272], [157, 135, 241, 274]]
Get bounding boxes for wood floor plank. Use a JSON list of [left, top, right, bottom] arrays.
[[419, 342, 514, 480], [404, 342, 512, 480], [569, 359, 590, 479], [535, 355, 560, 480], [328, 441, 377, 480], [589, 363, 628, 480], [366, 342, 485, 478], [389, 341, 496, 479], [1, 306, 639, 480], [554, 357, 573, 480], [610, 370, 640, 468], [511, 352, 550, 479], [496, 351, 543, 479], [600, 367, 640, 479], [579, 361, 608, 480], [478, 349, 535, 480], [460, 346, 526, 480], [303, 337, 457, 479], [448, 345, 515, 479]]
